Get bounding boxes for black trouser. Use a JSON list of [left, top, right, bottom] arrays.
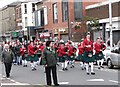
[[45, 65, 58, 85], [4, 62, 12, 77]]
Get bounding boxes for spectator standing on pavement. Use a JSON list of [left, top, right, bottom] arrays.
[[9, 42, 17, 64], [41, 41, 59, 86], [2, 44, 14, 78], [15, 40, 22, 65]]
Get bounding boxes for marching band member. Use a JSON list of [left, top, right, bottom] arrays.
[[78, 39, 84, 70], [94, 37, 106, 69], [54, 41, 60, 66], [35, 40, 41, 66], [20, 44, 27, 67], [68, 42, 75, 68], [83, 32, 95, 75], [100, 38, 106, 68], [58, 43, 68, 71], [28, 41, 38, 71]]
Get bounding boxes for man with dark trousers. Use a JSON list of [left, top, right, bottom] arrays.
[[2, 44, 14, 78], [41, 41, 59, 86]]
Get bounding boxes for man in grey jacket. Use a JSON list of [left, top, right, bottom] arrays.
[[2, 44, 14, 78]]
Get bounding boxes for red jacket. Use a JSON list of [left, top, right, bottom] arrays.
[[78, 43, 84, 54], [54, 44, 59, 51], [94, 42, 101, 54], [83, 38, 93, 52], [94, 42, 106, 54], [20, 47, 27, 56], [58, 46, 67, 57], [40, 45, 45, 52], [28, 44, 35, 55], [35, 44, 41, 53], [68, 45, 74, 56]]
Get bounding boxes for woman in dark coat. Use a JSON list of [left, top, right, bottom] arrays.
[[41, 41, 59, 86]]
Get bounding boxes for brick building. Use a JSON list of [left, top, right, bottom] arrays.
[[86, 0, 120, 44], [33, 0, 104, 42]]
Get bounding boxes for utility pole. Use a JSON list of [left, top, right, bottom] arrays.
[[67, 1, 70, 40], [109, 0, 113, 50]]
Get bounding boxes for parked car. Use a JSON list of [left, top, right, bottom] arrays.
[[106, 41, 120, 69], [103, 46, 111, 61]]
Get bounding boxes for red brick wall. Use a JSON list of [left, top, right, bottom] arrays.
[[86, 2, 120, 19], [43, 0, 105, 41]]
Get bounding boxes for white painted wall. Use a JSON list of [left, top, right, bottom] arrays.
[[21, 2, 37, 31]]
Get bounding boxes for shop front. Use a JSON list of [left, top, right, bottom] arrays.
[[39, 31, 50, 41], [17, 31, 24, 42], [26, 26, 36, 41], [4, 32, 11, 42], [53, 28, 68, 42]]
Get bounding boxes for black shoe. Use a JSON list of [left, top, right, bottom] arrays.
[[62, 68, 65, 71], [65, 68, 68, 71], [34, 68, 37, 70], [57, 64, 59, 66], [91, 72, 95, 75], [47, 84, 51, 86], [100, 66, 104, 68], [25, 65, 27, 67], [98, 67, 101, 69], [81, 67, 84, 70], [72, 65, 75, 68], [87, 72, 90, 75], [32, 68, 35, 71], [23, 65, 26, 67], [6, 73, 10, 78], [54, 84, 59, 86]]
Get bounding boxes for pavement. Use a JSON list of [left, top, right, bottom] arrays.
[[0, 61, 120, 86]]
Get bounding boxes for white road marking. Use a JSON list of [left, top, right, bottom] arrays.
[[1, 83, 30, 85], [59, 70, 65, 72], [109, 80, 119, 83], [94, 67, 118, 73], [0, 74, 30, 85], [58, 82, 69, 84], [87, 79, 104, 82], [10, 79, 16, 82]]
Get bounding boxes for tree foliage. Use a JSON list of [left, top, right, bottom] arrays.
[[84, 16, 100, 31]]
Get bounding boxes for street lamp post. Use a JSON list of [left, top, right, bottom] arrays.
[[109, 0, 113, 49]]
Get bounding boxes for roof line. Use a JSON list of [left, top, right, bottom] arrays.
[[86, 0, 120, 9]]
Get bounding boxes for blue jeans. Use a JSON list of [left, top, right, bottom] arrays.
[[17, 56, 22, 65]]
